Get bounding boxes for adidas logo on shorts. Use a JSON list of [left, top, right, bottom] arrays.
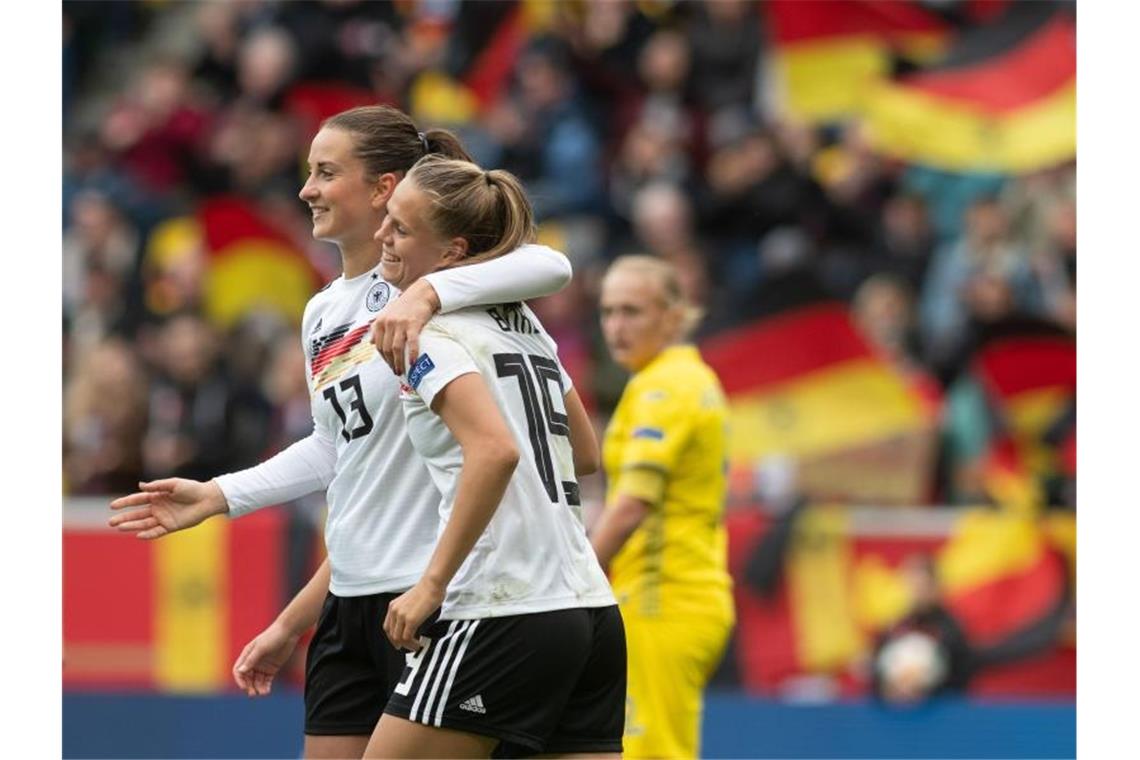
[[458, 694, 486, 714]]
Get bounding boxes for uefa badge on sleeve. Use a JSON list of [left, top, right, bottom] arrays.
[[366, 281, 391, 312]]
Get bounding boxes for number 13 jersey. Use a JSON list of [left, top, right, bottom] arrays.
[[304, 267, 439, 596], [400, 302, 615, 621]]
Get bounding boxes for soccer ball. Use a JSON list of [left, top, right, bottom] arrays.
[[876, 630, 948, 703]]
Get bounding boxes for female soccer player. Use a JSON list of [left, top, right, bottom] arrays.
[[363, 155, 625, 758], [590, 254, 735, 759], [108, 106, 573, 760]]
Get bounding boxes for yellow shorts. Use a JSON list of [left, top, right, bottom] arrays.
[[621, 608, 733, 759]]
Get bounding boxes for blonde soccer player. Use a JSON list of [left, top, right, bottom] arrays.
[[365, 155, 625, 758], [591, 255, 735, 759]]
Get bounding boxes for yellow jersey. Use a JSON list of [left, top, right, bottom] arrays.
[[602, 345, 734, 621]]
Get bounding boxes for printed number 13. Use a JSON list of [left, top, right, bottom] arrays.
[[322, 375, 374, 442]]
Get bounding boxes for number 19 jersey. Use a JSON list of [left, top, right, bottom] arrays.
[[399, 302, 615, 621]]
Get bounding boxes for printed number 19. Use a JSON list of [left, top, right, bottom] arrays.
[[494, 352, 568, 503]]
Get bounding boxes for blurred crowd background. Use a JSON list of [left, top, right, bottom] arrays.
[[63, 0, 1076, 716]]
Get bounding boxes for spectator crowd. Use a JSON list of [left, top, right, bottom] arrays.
[[63, 0, 1076, 510]]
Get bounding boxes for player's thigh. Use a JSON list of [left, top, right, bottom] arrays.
[[363, 713, 497, 759], [305, 592, 399, 737], [304, 733, 370, 759], [623, 615, 726, 758]]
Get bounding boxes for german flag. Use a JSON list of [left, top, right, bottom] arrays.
[[863, 2, 1075, 172], [968, 319, 1076, 510], [763, 0, 952, 122], [701, 300, 934, 503], [408, 0, 557, 124], [938, 509, 1069, 649], [199, 196, 322, 330]]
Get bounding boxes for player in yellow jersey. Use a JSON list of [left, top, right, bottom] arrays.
[[591, 255, 735, 759]]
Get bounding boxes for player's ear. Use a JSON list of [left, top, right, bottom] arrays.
[[440, 237, 469, 267], [371, 172, 401, 209]]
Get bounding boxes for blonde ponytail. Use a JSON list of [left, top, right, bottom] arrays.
[[405, 156, 536, 268]]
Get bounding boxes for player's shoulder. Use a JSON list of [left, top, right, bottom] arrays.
[[660, 346, 722, 387], [303, 274, 343, 315], [434, 303, 547, 342], [632, 349, 715, 409], [422, 308, 473, 340]]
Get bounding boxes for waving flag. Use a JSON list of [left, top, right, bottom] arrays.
[[971, 319, 1076, 511], [700, 299, 934, 503], [864, 4, 1075, 172], [763, 0, 952, 122], [199, 196, 322, 329]]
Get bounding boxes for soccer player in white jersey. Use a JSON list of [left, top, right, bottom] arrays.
[[107, 106, 575, 759], [363, 155, 625, 759]]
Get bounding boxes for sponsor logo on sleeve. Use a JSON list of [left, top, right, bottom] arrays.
[[632, 426, 665, 441], [408, 354, 436, 390]]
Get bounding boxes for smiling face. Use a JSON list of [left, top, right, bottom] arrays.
[[375, 178, 460, 290], [600, 266, 682, 372], [298, 127, 387, 251]]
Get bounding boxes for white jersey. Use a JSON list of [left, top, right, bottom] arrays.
[[213, 244, 573, 598], [296, 267, 439, 595], [400, 302, 616, 620]]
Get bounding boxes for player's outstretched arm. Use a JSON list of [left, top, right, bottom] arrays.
[[233, 558, 331, 696], [108, 478, 228, 539]]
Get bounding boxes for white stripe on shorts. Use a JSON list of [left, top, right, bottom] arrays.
[[409, 620, 460, 723], [420, 619, 469, 723], [434, 619, 480, 727]]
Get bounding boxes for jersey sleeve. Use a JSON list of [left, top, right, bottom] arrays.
[[406, 322, 480, 410], [216, 316, 337, 516], [560, 362, 574, 394], [611, 380, 694, 506], [424, 244, 572, 313], [215, 424, 337, 517]]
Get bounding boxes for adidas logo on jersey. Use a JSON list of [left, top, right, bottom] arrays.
[[458, 694, 486, 714]]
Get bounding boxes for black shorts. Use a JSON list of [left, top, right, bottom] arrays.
[[384, 605, 626, 757], [304, 591, 406, 736]]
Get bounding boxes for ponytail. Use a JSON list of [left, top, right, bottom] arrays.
[[405, 155, 536, 268], [322, 105, 471, 177]]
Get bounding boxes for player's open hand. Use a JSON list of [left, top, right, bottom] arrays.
[[370, 278, 441, 375], [232, 620, 301, 697], [108, 478, 228, 539], [383, 579, 445, 652]]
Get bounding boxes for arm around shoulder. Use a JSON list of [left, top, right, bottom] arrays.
[[424, 243, 572, 313]]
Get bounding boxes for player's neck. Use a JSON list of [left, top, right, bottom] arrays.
[[340, 240, 382, 280]]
